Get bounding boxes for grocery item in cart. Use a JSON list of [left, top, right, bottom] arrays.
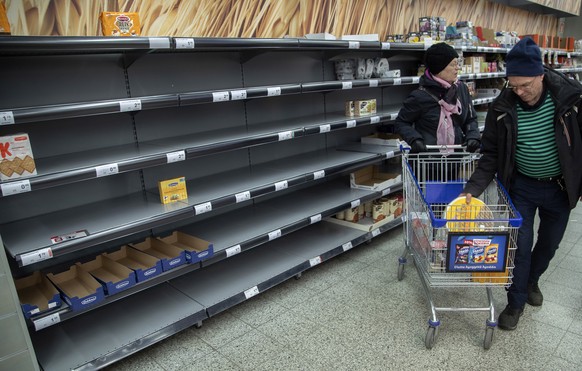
[[444, 196, 492, 232]]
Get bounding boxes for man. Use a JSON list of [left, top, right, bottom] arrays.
[[462, 37, 582, 330]]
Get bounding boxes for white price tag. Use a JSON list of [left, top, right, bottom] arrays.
[[226, 244, 242, 257], [342, 241, 353, 251], [346, 120, 357, 128], [461, 45, 467, 51], [148, 37, 171, 49], [567, 53, 571, 58], [313, 170, 325, 180], [385, 151, 395, 158], [50, 230, 88, 244], [119, 99, 142, 112], [212, 91, 230, 102], [20, 247, 53, 266], [412, 76, 420, 84], [267, 87, 281, 96], [195, 202, 212, 215], [381, 42, 391, 50], [370, 116, 380, 124], [278, 131, 293, 141], [274, 180, 288, 191], [382, 188, 391, 196], [34, 312, 60, 331], [268, 229, 282, 241], [309, 256, 322, 267], [176, 38, 195, 49], [95, 163, 119, 177], [235, 191, 251, 203], [244, 286, 260, 299], [348, 41, 360, 49], [342, 81, 352, 90], [230, 89, 247, 100], [310, 214, 322, 224], [372, 228, 381, 237], [351, 199, 360, 208], [369, 79, 379, 87], [166, 150, 186, 163], [319, 124, 331, 133], [0, 111, 15, 125], [1, 180, 31, 196], [393, 78, 402, 85], [390, 113, 399, 120]]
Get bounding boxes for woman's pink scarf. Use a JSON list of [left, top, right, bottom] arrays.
[[430, 72, 461, 153]]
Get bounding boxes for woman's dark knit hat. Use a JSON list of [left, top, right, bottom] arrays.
[[505, 37, 544, 77], [425, 42, 459, 75]]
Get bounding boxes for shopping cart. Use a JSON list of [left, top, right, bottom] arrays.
[[397, 145, 521, 349]]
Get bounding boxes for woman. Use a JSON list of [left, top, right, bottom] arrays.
[[394, 42, 481, 154]]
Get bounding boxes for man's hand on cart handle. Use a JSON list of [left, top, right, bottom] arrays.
[[460, 193, 472, 204]]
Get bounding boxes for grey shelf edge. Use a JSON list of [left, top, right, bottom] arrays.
[[2, 75, 407, 126], [30, 283, 207, 371], [3, 149, 386, 266], [171, 217, 402, 319], [26, 178, 394, 327], [458, 72, 506, 81]]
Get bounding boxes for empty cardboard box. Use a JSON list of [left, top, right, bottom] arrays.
[[130, 237, 186, 271], [15, 271, 62, 318], [361, 133, 402, 146], [103, 245, 163, 283], [158, 231, 214, 264], [47, 266, 105, 312], [77, 256, 136, 296], [350, 165, 401, 191]]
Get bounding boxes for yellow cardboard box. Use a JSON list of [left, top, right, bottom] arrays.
[[158, 177, 188, 204]]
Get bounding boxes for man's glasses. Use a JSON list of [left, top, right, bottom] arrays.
[[505, 78, 537, 92]]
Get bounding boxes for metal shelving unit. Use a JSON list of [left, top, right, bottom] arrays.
[[0, 36, 462, 370]]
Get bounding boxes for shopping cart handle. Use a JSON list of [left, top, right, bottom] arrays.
[[425, 144, 465, 150]]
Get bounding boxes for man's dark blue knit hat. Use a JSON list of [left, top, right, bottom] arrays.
[[506, 37, 544, 77]]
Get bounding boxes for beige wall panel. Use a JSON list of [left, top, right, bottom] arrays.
[[5, 0, 559, 38]]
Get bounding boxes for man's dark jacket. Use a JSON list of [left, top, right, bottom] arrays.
[[463, 68, 582, 209]]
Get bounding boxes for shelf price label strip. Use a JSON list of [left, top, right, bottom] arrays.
[[33, 312, 60, 331], [1, 179, 31, 196], [225, 244, 241, 257], [20, 247, 53, 266], [175, 38, 195, 49], [0, 111, 15, 125]]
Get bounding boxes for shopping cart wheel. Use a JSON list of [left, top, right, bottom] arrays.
[[483, 326, 494, 349], [425, 326, 438, 349], [397, 263, 405, 281]]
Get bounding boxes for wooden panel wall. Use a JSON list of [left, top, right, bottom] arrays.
[[528, 0, 581, 16], [5, 0, 559, 38]]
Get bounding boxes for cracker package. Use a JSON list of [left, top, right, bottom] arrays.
[[0, 133, 37, 181], [100, 12, 140, 36]]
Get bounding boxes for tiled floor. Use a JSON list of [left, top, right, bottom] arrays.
[[107, 204, 582, 371]]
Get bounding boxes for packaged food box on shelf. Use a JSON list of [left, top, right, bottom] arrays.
[[361, 133, 403, 147], [76, 256, 136, 296], [0, 133, 37, 181], [158, 176, 188, 204], [47, 266, 105, 312], [100, 12, 141, 36], [350, 165, 401, 191], [157, 231, 214, 264], [103, 245, 163, 283], [15, 271, 62, 318], [130, 237, 186, 271]]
